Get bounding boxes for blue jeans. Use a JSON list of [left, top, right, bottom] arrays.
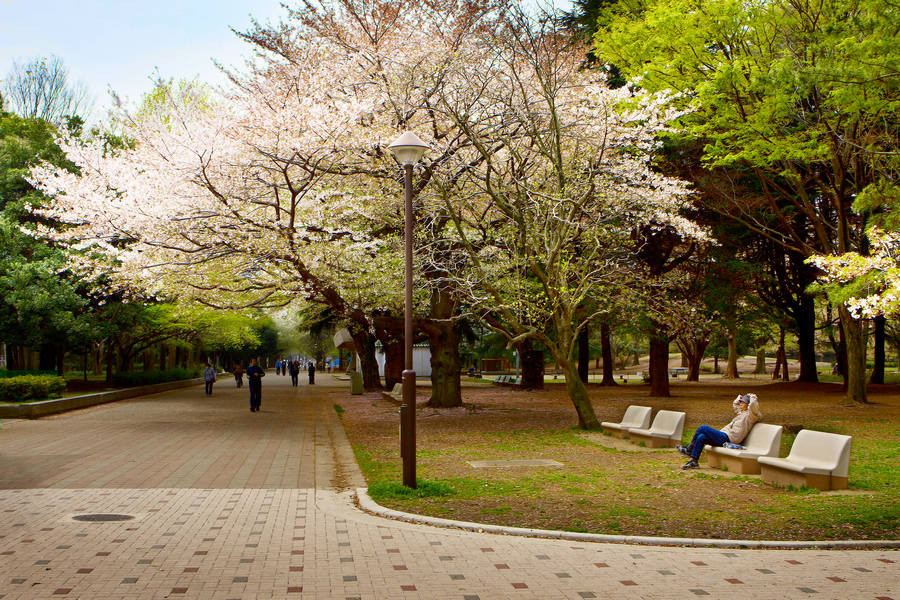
[[688, 425, 729, 460]]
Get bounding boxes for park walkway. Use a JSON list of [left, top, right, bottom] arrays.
[[0, 373, 895, 599]]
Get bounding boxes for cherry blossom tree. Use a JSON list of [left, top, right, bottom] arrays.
[[423, 13, 702, 427]]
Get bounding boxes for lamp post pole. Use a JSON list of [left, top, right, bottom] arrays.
[[400, 162, 417, 489], [388, 131, 428, 490]]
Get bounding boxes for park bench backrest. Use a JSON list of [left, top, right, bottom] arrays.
[[786, 430, 852, 478], [621, 405, 653, 429], [742, 423, 783, 457], [649, 410, 685, 437]]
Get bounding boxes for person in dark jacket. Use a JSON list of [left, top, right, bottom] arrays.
[[307, 361, 316, 385], [247, 358, 265, 412], [289, 360, 300, 387], [203, 363, 216, 396]]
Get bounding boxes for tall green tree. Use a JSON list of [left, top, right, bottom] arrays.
[[596, 0, 900, 404]]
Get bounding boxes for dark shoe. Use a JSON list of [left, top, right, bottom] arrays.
[[676, 444, 690, 456], [682, 459, 699, 470]]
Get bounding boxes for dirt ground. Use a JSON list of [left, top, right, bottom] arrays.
[[333, 377, 900, 541]]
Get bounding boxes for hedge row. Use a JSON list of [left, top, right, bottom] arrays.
[[0, 375, 68, 402], [0, 369, 57, 379], [111, 368, 200, 387]]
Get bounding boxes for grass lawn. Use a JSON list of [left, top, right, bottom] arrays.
[[333, 379, 899, 541]]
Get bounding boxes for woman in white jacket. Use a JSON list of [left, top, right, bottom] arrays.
[[677, 394, 762, 469]]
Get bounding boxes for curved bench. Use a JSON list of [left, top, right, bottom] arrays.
[[627, 410, 685, 448], [758, 430, 852, 490], [601, 405, 652, 439], [707, 423, 782, 474]]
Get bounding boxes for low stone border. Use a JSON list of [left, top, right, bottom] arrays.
[[355, 488, 900, 550], [0, 377, 205, 419]]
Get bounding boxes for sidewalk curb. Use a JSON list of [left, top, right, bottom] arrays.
[[0, 377, 205, 419], [355, 488, 900, 550]]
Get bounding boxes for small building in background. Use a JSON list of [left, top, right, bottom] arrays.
[[375, 344, 432, 377]]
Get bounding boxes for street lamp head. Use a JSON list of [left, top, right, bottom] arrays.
[[387, 130, 429, 166]]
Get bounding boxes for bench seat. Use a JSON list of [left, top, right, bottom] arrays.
[[601, 405, 652, 439], [707, 423, 782, 474], [627, 410, 685, 448], [758, 430, 851, 490]]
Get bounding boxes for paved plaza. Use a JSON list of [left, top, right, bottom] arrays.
[[0, 374, 896, 599]]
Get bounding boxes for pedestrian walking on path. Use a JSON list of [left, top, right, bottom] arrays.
[[289, 360, 300, 387], [247, 358, 265, 411], [307, 360, 316, 385], [678, 393, 761, 469], [203, 363, 216, 396], [233, 363, 244, 388]]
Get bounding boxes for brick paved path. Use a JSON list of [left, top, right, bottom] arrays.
[[0, 374, 896, 599]]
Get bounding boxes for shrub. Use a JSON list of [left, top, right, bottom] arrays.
[[112, 368, 200, 387], [0, 375, 67, 402], [0, 369, 57, 379]]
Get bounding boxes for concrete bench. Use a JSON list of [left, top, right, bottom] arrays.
[[627, 410, 685, 448], [707, 423, 783, 474], [381, 382, 403, 402], [600, 405, 653, 439], [758, 430, 852, 490]]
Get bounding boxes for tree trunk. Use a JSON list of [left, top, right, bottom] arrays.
[[839, 306, 868, 404], [105, 344, 114, 386], [754, 346, 766, 375], [871, 315, 885, 384], [348, 318, 381, 391], [795, 295, 819, 382], [425, 319, 462, 408], [577, 326, 589, 383], [558, 354, 600, 429], [374, 315, 404, 390], [648, 321, 670, 397], [519, 339, 545, 390], [423, 287, 462, 408], [723, 326, 739, 379], [599, 321, 616, 386], [773, 327, 789, 380], [143, 349, 154, 371], [382, 338, 404, 390], [713, 353, 720, 374], [679, 336, 708, 382]]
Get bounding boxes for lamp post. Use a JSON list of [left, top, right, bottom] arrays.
[[387, 130, 429, 489]]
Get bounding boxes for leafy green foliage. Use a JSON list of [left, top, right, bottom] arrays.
[[0, 369, 56, 378], [0, 374, 67, 402], [111, 368, 200, 387]]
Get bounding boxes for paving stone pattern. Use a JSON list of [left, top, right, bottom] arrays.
[[0, 374, 896, 599]]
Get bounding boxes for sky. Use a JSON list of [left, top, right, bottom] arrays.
[[0, 0, 289, 115]]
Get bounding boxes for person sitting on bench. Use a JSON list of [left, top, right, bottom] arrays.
[[677, 394, 762, 470]]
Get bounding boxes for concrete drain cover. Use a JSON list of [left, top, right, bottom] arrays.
[[72, 514, 135, 522], [467, 459, 564, 468]]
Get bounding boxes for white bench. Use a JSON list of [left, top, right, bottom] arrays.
[[381, 382, 403, 402], [627, 410, 685, 448], [601, 405, 653, 439], [758, 430, 852, 490], [707, 423, 783, 474]]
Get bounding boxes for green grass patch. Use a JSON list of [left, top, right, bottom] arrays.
[[367, 479, 454, 501], [333, 403, 344, 415]]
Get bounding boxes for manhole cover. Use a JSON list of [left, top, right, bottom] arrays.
[[72, 514, 135, 522]]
